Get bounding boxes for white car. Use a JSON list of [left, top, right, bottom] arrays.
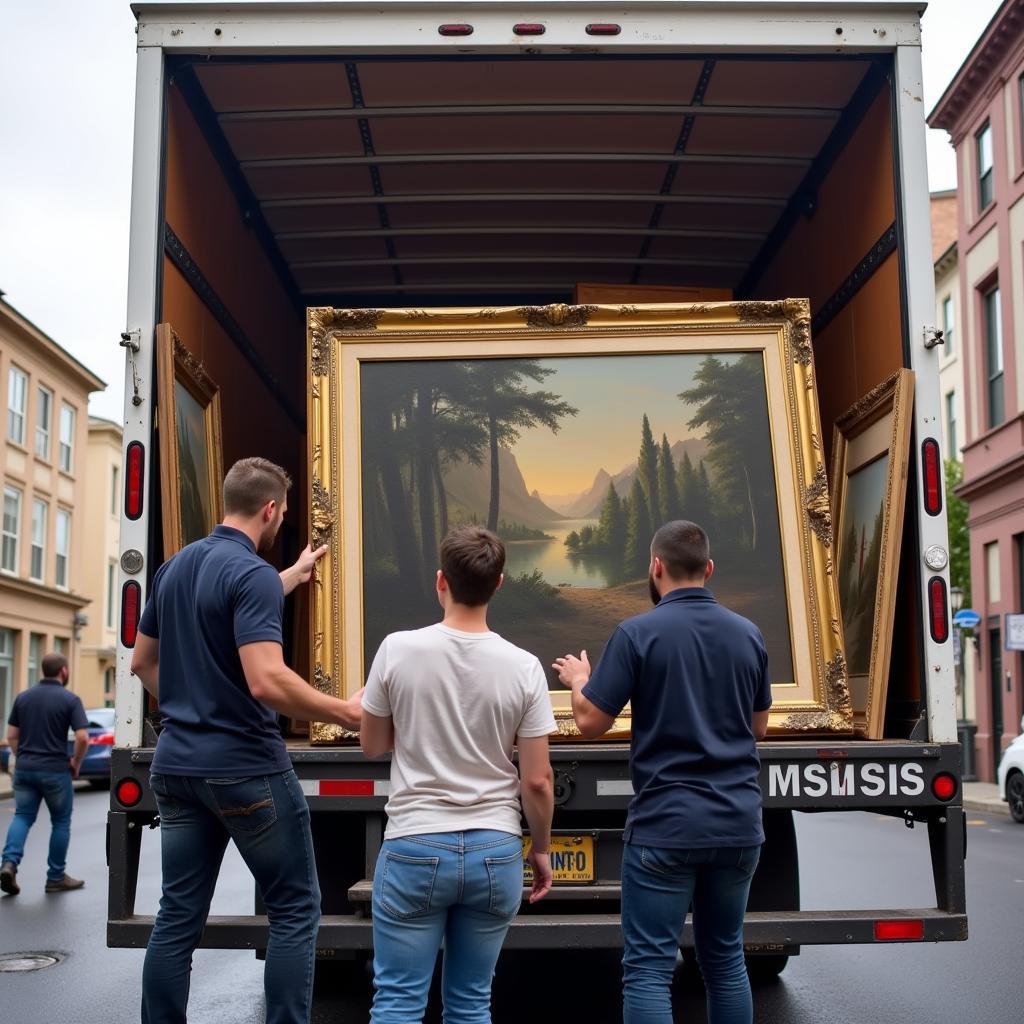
[[997, 716, 1024, 824]]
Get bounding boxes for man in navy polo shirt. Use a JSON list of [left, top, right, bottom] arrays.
[[131, 457, 363, 1024], [1, 652, 89, 896], [554, 520, 771, 1024]]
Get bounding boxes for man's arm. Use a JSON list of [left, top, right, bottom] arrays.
[[752, 709, 770, 742], [6, 724, 18, 757], [130, 631, 160, 699], [239, 641, 362, 729], [518, 734, 554, 903], [553, 651, 617, 739], [279, 543, 328, 597], [70, 729, 88, 778], [360, 709, 394, 759]]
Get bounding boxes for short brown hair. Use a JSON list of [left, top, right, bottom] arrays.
[[41, 652, 68, 679], [652, 520, 710, 579], [223, 458, 292, 517], [440, 526, 505, 606]]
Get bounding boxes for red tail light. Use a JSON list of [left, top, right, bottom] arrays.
[[125, 441, 145, 520], [586, 23, 622, 35], [931, 772, 957, 801], [928, 576, 949, 643], [115, 778, 143, 807], [921, 438, 942, 515], [121, 580, 142, 648], [874, 919, 924, 941], [438, 23, 473, 36], [513, 23, 546, 35], [89, 733, 115, 746]]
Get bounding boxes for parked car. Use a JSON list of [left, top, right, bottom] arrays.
[[997, 717, 1024, 824], [69, 708, 116, 788]]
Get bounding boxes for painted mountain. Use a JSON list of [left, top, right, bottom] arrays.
[[541, 438, 710, 518], [443, 447, 564, 529]]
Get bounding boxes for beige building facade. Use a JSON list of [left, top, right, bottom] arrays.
[[77, 418, 123, 709], [0, 296, 104, 723]]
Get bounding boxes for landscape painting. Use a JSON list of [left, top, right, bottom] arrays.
[[359, 352, 795, 688], [174, 380, 215, 547]]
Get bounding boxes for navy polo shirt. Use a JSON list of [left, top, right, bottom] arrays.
[[7, 680, 88, 772], [138, 525, 290, 777], [583, 587, 772, 849]]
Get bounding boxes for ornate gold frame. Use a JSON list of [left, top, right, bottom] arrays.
[[156, 323, 225, 557], [307, 300, 852, 743], [830, 369, 914, 739]]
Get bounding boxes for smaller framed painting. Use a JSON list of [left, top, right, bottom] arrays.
[[156, 323, 225, 556], [831, 369, 915, 739]]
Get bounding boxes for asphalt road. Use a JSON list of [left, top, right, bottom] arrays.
[[0, 787, 1020, 1023]]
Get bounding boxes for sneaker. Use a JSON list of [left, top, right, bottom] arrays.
[[44, 874, 84, 893], [0, 861, 18, 896]]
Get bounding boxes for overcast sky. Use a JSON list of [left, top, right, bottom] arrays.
[[0, 0, 1003, 421]]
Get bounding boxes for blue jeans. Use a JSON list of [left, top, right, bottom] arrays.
[[1, 769, 74, 882], [370, 830, 523, 1024], [142, 770, 320, 1024], [620, 842, 761, 1024]]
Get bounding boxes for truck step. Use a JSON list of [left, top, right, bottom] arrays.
[[347, 880, 622, 903]]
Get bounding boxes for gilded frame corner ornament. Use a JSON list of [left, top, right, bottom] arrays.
[[830, 368, 915, 739], [307, 299, 852, 743]]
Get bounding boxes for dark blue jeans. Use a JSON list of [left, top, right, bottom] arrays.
[[1, 769, 74, 882], [620, 842, 761, 1024], [142, 770, 320, 1024]]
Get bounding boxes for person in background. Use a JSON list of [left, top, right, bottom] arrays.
[[554, 520, 771, 1024], [1, 652, 89, 896], [131, 457, 363, 1024], [361, 525, 556, 1024]]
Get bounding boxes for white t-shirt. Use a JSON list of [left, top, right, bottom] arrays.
[[362, 622, 557, 840]]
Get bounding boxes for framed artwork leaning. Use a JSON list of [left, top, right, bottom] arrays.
[[156, 323, 225, 556], [830, 369, 915, 739], [307, 300, 853, 743]]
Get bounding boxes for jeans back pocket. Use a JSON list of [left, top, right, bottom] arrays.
[[485, 849, 524, 919], [379, 851, 440, 920], [205, 776, 278, 835]]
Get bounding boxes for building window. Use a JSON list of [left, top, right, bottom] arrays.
[[30, 498, 47, 582], [36, 385, 52, 459], [0, 628, 14, 724], [7, 366, 27, 445], [106, 561, 116, 629], [942, 296, 954, 356], [976, 122, 994, 210], [55, 508, 70, 588], [104, 666, 115, 707], [59, 403, 75, 472], [2, 486, 21, 574], [111, 465, 119, 515], [27, 632, 42, 688], [946, 391, 957, 457], [985, 541, 1000, 604], [983, 285, 1004, 427], [53, 636, 67, 655]]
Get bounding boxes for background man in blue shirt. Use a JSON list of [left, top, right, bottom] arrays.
[[555, 520, 771, 1024], [1, 652, 89, 896], [131, 457, 363, 1024]]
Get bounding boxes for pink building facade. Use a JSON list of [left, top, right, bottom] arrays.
[[929, 0, 1024, 781]]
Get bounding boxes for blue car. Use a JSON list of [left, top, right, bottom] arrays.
[[68, 708, 116, 788]]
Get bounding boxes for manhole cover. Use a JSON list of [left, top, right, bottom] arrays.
[[0, 953, 62, 972]]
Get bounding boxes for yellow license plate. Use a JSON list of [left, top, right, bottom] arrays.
[[522, 835, 595, 884]]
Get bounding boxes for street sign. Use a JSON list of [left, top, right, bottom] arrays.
[[1006, 613, 1024, 652], [953, 608, 981, 629]]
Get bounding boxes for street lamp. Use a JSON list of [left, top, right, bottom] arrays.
[[949, 586, 965, 720]]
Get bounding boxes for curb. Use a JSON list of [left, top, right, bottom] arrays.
[[962, 797, 1009, 817]]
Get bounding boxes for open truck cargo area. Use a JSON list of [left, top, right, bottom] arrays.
[[110, 3, 967, 969]]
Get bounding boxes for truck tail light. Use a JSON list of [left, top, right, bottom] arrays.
[[586, 23, 622, 35], [874, 919, 924, 941], [928, 576, 949, 643], [921, 438, 942, 515], [125, 441, 145, 520], [89, 732, 115, 746], [121, 581, 142, 648], [115, 777, 143, 808], [438, 23, 473, 36], [931, 772, 957, 801]]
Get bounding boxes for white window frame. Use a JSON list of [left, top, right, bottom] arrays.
[[111, 464, 120, 515], [30, 497, 47, 582], [2, 486, 22, 575], [36, 384, 52, 459], [8, 366, 27, 446], [55, 507, 70, 589], [59, 403, 76, 473], [942, 296, 954, 356], [106, 560, 117, 629]]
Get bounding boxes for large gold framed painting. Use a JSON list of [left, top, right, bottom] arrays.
[[307, 301, 852, 742]]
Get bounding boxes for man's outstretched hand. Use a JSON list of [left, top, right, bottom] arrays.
[[553, 650, 591, 691], [280, 543, 329, 595]]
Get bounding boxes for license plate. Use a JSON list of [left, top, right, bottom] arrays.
[[522, 834, 595, 884]]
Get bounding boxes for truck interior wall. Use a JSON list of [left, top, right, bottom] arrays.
[[748, 81, 922, 732], [160, 83, 311, 683]]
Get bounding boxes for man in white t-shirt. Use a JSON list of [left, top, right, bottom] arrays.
[[361, 525, 556, 1024]]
